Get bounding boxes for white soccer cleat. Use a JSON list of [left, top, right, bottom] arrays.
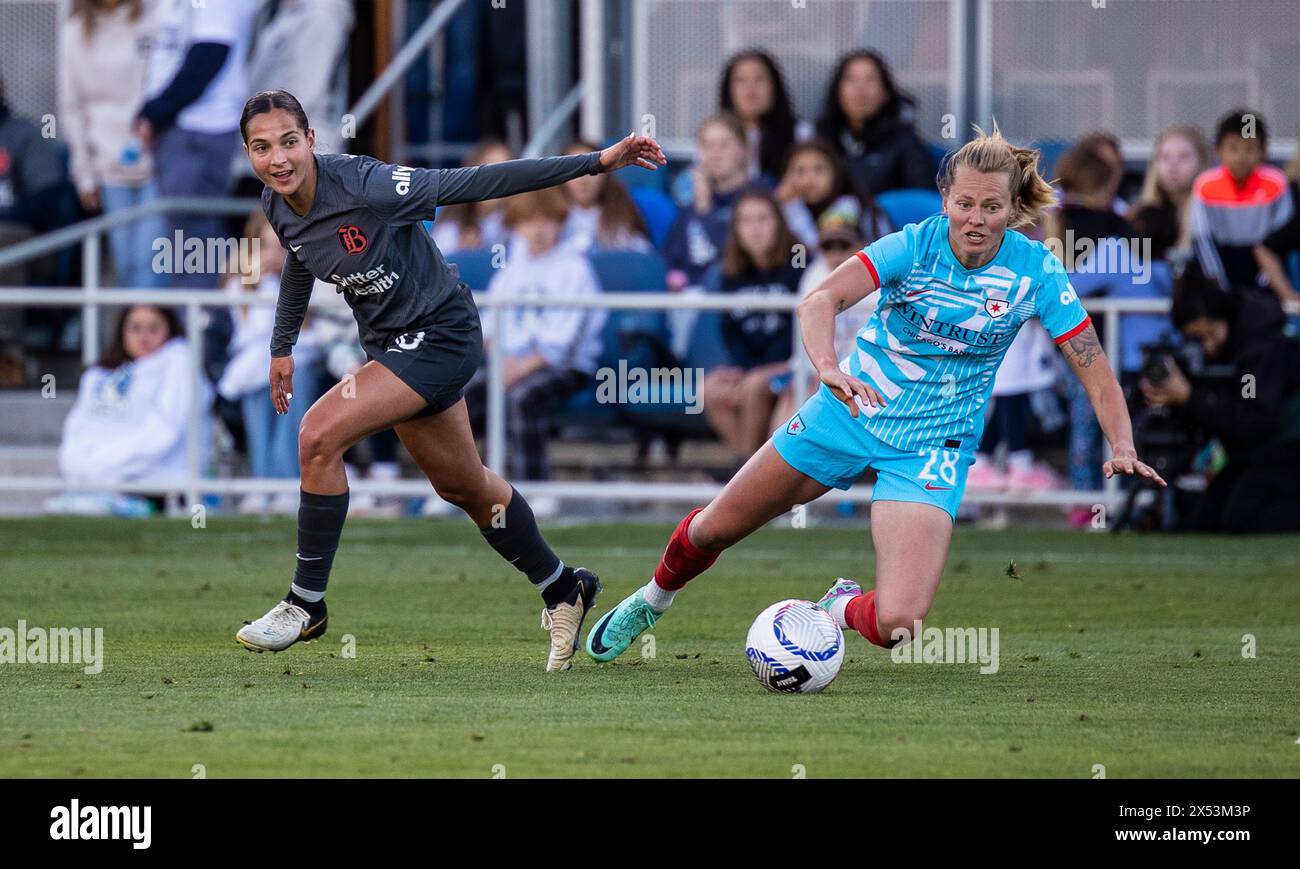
[[540, 568, 602, 672], [236, 599, 328, 653]]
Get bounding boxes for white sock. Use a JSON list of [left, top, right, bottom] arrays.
[[828, 595, 852, 629], [641, 578, 677, 613]]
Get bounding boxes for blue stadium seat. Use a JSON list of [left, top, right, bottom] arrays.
[[926, 140, 950, 175], [875, 188, 943, 229], [1032, 138, 1073, 178], [443, 248, 497, 291], [629, 186, 678, 249]]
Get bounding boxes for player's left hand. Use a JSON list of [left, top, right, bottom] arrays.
[[1103, 446, 1166, 487], [599, 133, 668, 172]]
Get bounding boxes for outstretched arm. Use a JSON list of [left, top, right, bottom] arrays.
[[1059, 323, 1166, 486]]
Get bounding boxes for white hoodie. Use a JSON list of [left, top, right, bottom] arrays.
[[483, 244, 608, 374], [59, 338, 211, 485]]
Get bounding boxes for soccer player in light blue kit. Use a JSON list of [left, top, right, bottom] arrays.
[[588, 127, 1167, 662]]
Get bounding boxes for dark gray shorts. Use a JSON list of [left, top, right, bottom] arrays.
[[366, 283, 483, 419]]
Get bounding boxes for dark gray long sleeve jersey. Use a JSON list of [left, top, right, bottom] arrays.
[[263, 150, 603, 357]]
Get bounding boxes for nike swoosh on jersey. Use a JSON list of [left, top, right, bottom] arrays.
[[923, 483, 951, 491], [290, 244, 302, 252]]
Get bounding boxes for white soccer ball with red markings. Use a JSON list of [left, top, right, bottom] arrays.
[[745, 599, 844, 693]]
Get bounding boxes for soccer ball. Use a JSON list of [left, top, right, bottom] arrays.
[[745, 599, 845, 693]]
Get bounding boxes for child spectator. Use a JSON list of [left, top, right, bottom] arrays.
[[1128, 125, 1209, 261], [702, 187, 802, 465], [561, 139, 651, 252], [56, 305, 211, 510], [1190, 108, 1293, 294], [217, 211, 324, 514], [664, 112, 757, 290], [775, 138, 891, 249], [465, 188, 607, 482]]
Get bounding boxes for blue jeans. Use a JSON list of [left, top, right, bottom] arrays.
[[153, 125, 240, 290], [240, 362, 322, 478], [100, 183, 165, 290]]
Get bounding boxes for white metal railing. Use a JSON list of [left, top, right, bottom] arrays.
[[0, 274, 1209, 514]]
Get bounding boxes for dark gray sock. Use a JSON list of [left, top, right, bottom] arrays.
[[479, 486, 572, 603], [289, 489, 349, 604]]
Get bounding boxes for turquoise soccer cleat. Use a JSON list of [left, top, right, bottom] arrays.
[[585, 588, 659, 663], [816, 577, 862, 614]]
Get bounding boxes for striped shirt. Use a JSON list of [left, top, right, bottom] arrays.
[[847, 215, 1089, 451]]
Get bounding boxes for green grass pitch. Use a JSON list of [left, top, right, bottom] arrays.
[[1, 517, 1297, 778]]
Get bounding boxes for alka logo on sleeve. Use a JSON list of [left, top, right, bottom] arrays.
[[392, 166, 412, 195], [337, 224, 369, 256]]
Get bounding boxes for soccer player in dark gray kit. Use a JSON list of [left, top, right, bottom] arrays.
[[234, 90, 666, 670]]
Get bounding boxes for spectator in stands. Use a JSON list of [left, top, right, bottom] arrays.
[[664, 112, 755, 290], [56, 304, 211, 507], [239, 0, 354, 161], [217, 210, 324, 515], [702, 187, 801, 465], [775, 138, 891, 249], [60, 0, 161, 290], [1044, 143, 1136, 514], [0, 74, 73, 381], [135, 0, 255, 290], [815, 50, 933, 195], [465, 188, 607, 482], [431, 140, 514, 253], [717, 49, 811, 182], [560, 139, 651, 252], [1141, 271, 1300, 533], [771, 198, 875, 427], [1076, 131, 1128, 215], [1190, 108, 1293, 295], [1128, 125, 1209, 261], [1252, 149, 1300, 307]]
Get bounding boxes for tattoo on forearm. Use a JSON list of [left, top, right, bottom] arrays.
[[1065, 326, 1102, 368]]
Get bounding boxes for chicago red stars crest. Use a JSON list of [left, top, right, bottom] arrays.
[[984, 297, 1010, 319]]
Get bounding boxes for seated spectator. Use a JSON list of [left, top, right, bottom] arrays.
[[431, 139, 514, 253], [815, 50, 933, 195], [1252, 154, 1300, 308], [560, 139, 652, 252], [664, 112, 756, 290], [60, 0, 162, 290], [1076, 130, 1128, 215], [1140, 270, 1300, 533], [1190, 108, 1293, 294], [775, 138, 891, 249], [771, 199, 876, 427], [465, 188, 607, 482], [1044, 143, 1136, 504], [717, 49, 811, 182], [1128, 125, 1209, 261], [217, 211, 324, 514], [702, 187, 801, 465], [56, 305, 211, 510]]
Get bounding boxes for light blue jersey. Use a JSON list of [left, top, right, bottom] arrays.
[[846, 215, 1091, 451]]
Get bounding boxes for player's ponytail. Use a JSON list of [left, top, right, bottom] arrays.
[[937, 122, 1056, 229], [240, 90, 311, 144]]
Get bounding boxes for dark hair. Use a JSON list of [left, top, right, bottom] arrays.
[[97, 305, 184, 370], [565, 140, 650, 245], [1054, 144, 1118, 196], [782, 137, 886, 224], [1215, 107, 1268, 149], [1171, 261, 1236, 329], [816, 50, 915, 142], [240, 90, 310, 144], [719, 50, 799, 179], [722, 186, 801, 278]]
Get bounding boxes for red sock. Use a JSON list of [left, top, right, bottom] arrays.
[[652, 508, 720, 591], [844, 590, 895, 648]]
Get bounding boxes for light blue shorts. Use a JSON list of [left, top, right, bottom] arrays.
[[771, 384, 975, 521]]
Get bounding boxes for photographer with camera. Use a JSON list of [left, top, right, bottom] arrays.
[[1140, 267, 1300, 532]]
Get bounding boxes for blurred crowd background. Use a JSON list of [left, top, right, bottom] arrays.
[[1, 0, 1298, 532]]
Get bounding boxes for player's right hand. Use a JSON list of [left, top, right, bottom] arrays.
[[270, 355, 295, 415], [820, 368, 886, 417]]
